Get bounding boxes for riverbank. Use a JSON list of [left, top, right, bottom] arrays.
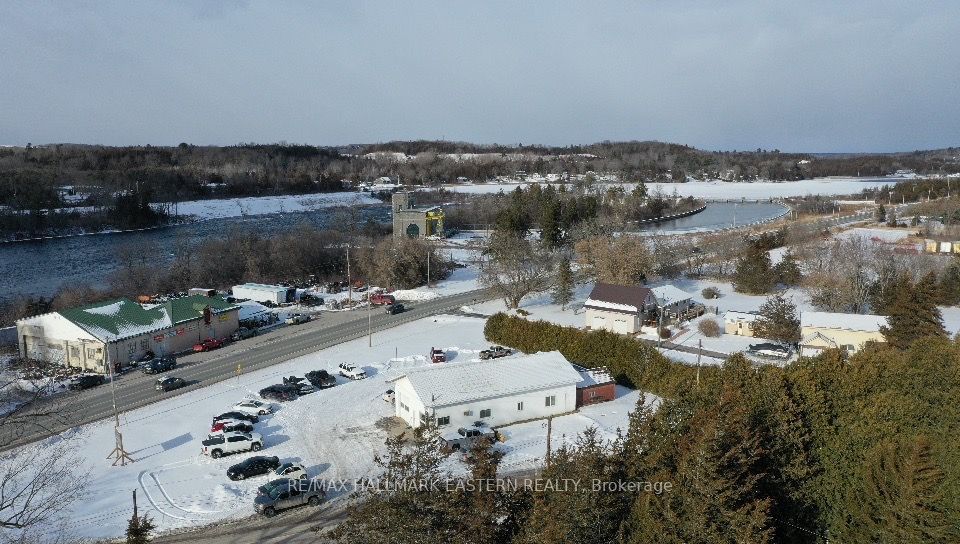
[[633, 204, 707, 225]]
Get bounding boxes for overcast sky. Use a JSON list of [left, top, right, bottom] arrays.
[[1, 1, 957, 152]]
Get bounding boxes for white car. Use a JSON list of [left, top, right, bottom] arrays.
[[234, 399, 273, 416], [201, 432, 264, 458], [382, 389, 395, 403], [274, 462, 308, 480], [338, 363, 367, 380]]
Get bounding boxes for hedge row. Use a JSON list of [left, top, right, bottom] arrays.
[[484, 313, 716, 398]]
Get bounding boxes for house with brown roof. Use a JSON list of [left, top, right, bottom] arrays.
[[584, 283, 656, 334]]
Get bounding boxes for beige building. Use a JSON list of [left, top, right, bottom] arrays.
[[392, 192, 444, 238], [723, 311, 758, 337], [17, 295, 239, 373], [799, 311, 887, 357], [584, 283, 656, 335]]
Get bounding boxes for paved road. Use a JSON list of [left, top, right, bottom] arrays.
[[1, 287, 495, 450]]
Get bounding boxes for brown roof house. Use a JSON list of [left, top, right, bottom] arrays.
[[584, 283, 656, 334]]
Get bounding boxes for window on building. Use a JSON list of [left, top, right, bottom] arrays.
[[70, 346, 80, 359], [86, 348, 98, 359], [545, 395, 556, 407], [589, 390, 598, 398], [517, 402, 524, 411], [844, 344, 855, 352], [463, 410, 473, 416], [479, 409, 491, 418], [436, 416, 450, 426]]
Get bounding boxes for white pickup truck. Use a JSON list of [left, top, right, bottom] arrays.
[[338, 363, 367, 380]]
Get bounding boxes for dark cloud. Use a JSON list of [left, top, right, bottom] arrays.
[[0, 1, 957, 152]]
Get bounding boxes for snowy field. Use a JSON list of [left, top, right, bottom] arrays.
[[13, 310, 646, 541], [434, 177, 898, 199], [157, 192, 380, 220]]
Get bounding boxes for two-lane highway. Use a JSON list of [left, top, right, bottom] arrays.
[[1, 287, 496, 450]]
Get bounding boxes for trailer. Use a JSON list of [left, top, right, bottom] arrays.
[[232, 283, 296, 305]]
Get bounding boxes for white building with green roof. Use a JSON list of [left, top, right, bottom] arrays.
[[16, 295, 240, 373]]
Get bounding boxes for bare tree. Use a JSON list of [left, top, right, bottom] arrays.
[[480, 234, 554, 309], [0, 373, 88, 539]]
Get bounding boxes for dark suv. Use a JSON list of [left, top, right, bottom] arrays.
[[305, 370, 337, 389], [227, 455, 281, 481], [68, 374, 105, 391], [385, 303, 405, 315], [259, 384, 299, 402], [141, 357, 176, 374], [254, 478, 325, 517]]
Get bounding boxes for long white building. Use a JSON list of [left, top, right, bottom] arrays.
[[390, 351, 583, 430]]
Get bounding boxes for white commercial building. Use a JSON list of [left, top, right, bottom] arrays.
[[231, 283, 296, 305], [390, 351, 583, 429]]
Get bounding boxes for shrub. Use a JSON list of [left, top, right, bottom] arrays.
[[515, 308, 530, 316], [701, 287, 721, 299], [658, 327, 672, 339], [698, 319, 722, 337], [483, 313, 712, 398]]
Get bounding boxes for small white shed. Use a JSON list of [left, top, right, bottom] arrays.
[[391, 351, 583, 430]]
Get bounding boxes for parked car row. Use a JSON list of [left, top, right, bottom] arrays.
[[201, 397, 325, 517]]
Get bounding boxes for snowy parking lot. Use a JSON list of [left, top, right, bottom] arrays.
[[15, 310, 645, 541]]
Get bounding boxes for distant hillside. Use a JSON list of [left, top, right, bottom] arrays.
[[1, 141, 958, 216]]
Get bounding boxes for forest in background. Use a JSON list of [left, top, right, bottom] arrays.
[[2, 141, 958, 214]]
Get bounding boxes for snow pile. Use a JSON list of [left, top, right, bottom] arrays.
[[391, 289, 440, 301]]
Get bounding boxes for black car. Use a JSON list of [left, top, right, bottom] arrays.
[[227, 455, 281, 481], [305, 370, 337, 389], [213, 411, 259, 425], [141, 357, 176, 374], [156, 376, 186, 392], [385, 303, 405, 315], [68, 374, 106, 391], [259, 384, 299, 402]]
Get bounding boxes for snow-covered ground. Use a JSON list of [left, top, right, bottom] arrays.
[[158, 192, 380, 220], [434, 177, 898, 199], [13, 308, 645, 541]]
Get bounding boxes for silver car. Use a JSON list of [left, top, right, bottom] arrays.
[[254, 478, 324, 517]]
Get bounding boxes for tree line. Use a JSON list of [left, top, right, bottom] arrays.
[[325, 312, 960, 543]]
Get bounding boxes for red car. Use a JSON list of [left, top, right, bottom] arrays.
[[429, 347, 446, 363], [193, 338, 224, 352]]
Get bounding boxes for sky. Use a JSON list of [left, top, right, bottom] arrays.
[[0, 1, 958, 152]]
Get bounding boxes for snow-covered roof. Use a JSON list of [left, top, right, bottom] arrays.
[[723, 311, 758, 322], [800, 311, 888, 332], [395, 351, 583, 408], [584, 298, 640, 313], [58, 296, 238, 342], [572, 364, 614, 388], [233, 283, 289, 294], [237, 300, 270, 320], [650, 285, 693, 305]]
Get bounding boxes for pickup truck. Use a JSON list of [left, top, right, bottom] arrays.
[[442, 424, 497, 452], [479, 345, 512, 360], [231, 327, 257, 341], [429, 347, 446, 363]]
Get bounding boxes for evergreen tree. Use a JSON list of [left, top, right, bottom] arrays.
[[733, 244, 774, 294], [886, 207, 898, 227], [939, 260, 960, 306], [551, 256, 574, 310], [841, 437, 955, 542], [773, 249, 802, 286], [752, 294, 801, 344], [539, 198, 563, 249], [876, 204, 886, 223], [880, 280, 946, 349], [126, 513, 156, 544]]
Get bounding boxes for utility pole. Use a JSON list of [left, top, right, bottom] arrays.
[[367, 294, 372, 347], [426, 250, 431, 288], [696, 339, 702, 387], [132, 489, 138, 519], [545, 415, 553, 468], [346, 245, 352, 306]]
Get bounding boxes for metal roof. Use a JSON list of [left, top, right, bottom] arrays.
[[59, 295, 238, 342], [395, 351, 583, 408]]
